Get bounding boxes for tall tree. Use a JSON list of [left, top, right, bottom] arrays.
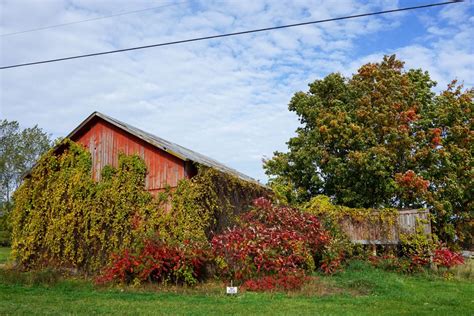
[[264, 55, 473, 244], [0, 120, 51, 205]]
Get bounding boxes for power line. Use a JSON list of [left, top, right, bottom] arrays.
[[0, 1, 461, 70], [1, 1, 190, 37]]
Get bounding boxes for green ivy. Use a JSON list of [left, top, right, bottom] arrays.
[[159, 166, 268, 243], [304, 195, 399, 227], [11, 139, 267, 274]]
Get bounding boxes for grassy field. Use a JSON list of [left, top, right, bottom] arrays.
[[0, 248, 473, 315], [0, 247, 10, 264]]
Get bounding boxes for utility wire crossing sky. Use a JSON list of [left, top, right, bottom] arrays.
[[0, 1, 460, 70], [0, 1, 190, 37]]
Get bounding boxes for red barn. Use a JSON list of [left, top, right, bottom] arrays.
[[67, 112, 258, 193]]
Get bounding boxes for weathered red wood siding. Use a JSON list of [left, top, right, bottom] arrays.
[[71, 118, 187, 193]]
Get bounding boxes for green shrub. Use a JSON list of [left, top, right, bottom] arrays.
[[399, 223, 437, 261]]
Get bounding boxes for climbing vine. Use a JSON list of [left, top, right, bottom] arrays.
[[163, 166, 269, 242], [304, 195, 399, 228], [11, 139, 267, 274], [303, 195, 401, 259]]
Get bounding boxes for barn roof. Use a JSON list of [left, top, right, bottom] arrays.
[[68, 111, 260, 184]]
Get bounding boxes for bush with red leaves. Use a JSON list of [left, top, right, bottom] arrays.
[[369, 246, 465, 274], [320, 252, 344, 274], [212, 197, 330, 283], [96, 239, 208, 286], [95, 249, 136, 284], [433, 248, 464, 268]]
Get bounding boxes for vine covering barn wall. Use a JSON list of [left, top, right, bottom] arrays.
[[11, 139, 268, 273]]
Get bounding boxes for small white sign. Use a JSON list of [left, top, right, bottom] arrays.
[[226, 286, 238, 294]]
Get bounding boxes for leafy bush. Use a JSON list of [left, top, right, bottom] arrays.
[[369, 255, 401, 271], [369, 243, 465, 274], [369, 226, 435, 274], [96, 238, 209, 286], [320, 249, 345, 275], [212, 198, 331, 284], [397, 224, 437, 272], [433, 248, 464, 269], [400, 228, 436, 260]]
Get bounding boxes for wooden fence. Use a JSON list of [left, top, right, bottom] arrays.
[[339, 209, 431, 245]]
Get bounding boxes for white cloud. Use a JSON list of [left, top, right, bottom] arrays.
[[344, 2, 474, 90], [1, 0, 472, 181]]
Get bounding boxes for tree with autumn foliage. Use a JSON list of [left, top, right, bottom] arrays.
[[264, 55, 473, 245]]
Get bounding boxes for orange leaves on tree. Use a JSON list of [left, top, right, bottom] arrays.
[[431, 128, 442, 147], [400, 108, 419, 123], [395, 170, 429, 202]]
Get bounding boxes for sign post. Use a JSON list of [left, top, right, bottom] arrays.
[[226, 280, 238, 295]]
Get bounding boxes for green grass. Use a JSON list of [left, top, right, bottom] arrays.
[[0, 247, 10, 264], [0, 250, 473, 315]]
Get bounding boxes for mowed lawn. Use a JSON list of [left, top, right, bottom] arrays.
[[0, 248, 473, 315]]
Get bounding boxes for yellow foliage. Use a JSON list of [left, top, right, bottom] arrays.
[[304, 195, 398, 224], [11, 139, 267, 273], [162, 166, 268, 242]]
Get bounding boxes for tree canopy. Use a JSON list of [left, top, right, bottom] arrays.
[[0, 119, 51, 206], [264, 55, 473, 245]]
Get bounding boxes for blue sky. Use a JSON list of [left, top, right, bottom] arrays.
[[1, 0, 473, 182]]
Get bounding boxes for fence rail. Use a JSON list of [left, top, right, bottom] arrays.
[[339, 209, 431, 245]]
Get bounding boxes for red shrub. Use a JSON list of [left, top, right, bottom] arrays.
[[96, 249, 138, 284], [433, 248, 464, 268], [410, 255, 430, 267], [320, 252, 344, 274], [96, 239, 209, 285], [212, 198, 330, 282], [247, 197, 330, 251]]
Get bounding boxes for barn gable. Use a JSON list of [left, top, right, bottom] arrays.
[[67, 112, 259, 192]]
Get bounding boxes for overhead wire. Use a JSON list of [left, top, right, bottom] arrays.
[[0, 1, 461, 70], [1, 1, 190, 37]]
